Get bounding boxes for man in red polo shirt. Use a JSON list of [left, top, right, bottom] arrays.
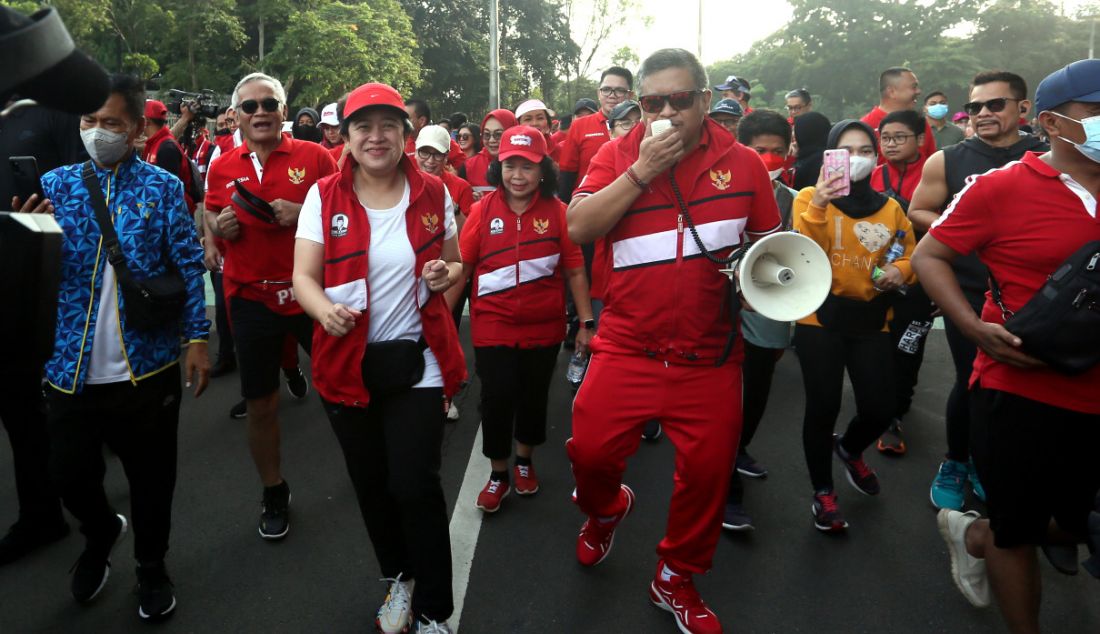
[[557, 66, 634, 202], [204, 72, 337, 541], [915, 59, 1100, 634], [567, 48, 781, 634], [862, 67, 938, 161]]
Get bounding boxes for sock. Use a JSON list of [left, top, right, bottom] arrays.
[[490, 470, 509, 483], [660, 562, 682, 582], [514, 455, 531, 467]]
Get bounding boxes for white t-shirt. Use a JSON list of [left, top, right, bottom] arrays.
[[86, 265, 131, 384], [296, 179, 457, 389]]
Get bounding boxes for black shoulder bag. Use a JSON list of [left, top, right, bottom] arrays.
[[989, 240, 1100, 375], [82, 161, 187, 330]]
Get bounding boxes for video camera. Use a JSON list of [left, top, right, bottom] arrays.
[[165, 88, 221, 121]]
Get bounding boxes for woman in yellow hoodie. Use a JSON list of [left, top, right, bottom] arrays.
[[793, 119, 916, 534]]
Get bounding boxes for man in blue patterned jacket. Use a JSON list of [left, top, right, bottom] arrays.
[[16, 74, 209, 622]]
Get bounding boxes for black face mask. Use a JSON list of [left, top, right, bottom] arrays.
[[214, 128, 231, 136], [292, 123, 323, 143]]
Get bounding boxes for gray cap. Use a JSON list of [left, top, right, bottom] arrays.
[[608, 100, 640, 122]]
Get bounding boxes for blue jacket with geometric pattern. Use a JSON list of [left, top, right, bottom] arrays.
[[41, 152, 210, 394]]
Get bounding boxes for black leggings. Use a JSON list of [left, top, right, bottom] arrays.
[[728, 340, 783, 505], [888, 282, 934, 419], [794, 325, 894, 492], [474, 344, 560, 461], [322, 389, 453, 622], [943, 294, 984, 462]]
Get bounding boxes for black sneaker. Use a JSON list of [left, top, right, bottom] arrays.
[[229, 400, 247, 419], [735, 449, 768, 479], [0, 519, 70, 566], [284, 367, 309, 399], [721, 503, 754, 531], [834, 434, 880, 496], [641, 419, 662, 441], [136, 561, 176, 621], [259, 482, 290, 540], [71, 514, 127, 603], [812, 490, 848, 533]]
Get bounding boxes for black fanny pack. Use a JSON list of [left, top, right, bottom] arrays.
[[83, 162, 186, 330], [361, 338, 428, 395], [815, 293, 893, 333], [232, 180, 277, 224], [991, 240, 1100, 375]]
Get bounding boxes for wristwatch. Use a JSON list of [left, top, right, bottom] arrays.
[[583, 319, 596, 331]]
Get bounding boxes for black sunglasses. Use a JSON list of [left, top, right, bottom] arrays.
[[482, 130, 505, 141], [639, 90, 703, 114], [456, 133, 473, 141], [239, 97, 282, 115], [962, 97, 1021, 117]]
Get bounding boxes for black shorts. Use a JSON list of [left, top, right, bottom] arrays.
[[969, 384, 1100, 549], [230, 297, 313, 400]]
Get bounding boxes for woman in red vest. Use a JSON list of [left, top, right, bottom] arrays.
[[293, 83, 466, 634], [459, 125, 594, 513]]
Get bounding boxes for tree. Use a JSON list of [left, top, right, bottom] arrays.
[[562, 0, 647, 106], [398, 0, 489, 115]]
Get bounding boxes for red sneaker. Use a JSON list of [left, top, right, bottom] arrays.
[[649, 560, 723, 634], [575, 484, 634, 567], [513, 464, 539, 495], [475, 478, 510, 513]]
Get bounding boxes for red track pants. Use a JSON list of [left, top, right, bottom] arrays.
[[567, 345, 742, 574]]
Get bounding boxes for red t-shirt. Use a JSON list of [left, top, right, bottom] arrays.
[[928, 152, 1100, 414], [205, 136, 337, 311], [870, 154, 928, 204], [862, 106, 938, 162], [328, 143, 345, 164], [558, 110, 610, 183], [441, 170, 475, 218]]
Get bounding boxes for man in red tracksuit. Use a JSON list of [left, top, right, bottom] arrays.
[[567, 49, 781, 634]]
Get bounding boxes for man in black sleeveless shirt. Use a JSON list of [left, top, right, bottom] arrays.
[[908, 71, 1047, 512]]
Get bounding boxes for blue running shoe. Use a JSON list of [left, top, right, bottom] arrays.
[[930, 460, 967, 510], [968, 460, 987, 502]]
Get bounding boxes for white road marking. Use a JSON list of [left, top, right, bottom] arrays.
[[449, 424, 489, 632]]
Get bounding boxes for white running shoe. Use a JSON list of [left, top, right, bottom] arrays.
[[415, 618, 453, 633], [937, 509, 991, 608], [376, 574, 414, 633]]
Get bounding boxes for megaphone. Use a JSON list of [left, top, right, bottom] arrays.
[[723, 232, 831, 322]]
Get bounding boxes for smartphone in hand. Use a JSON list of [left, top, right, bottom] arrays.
[[821, 149, 850, 197], [9, 156, 45, 206]]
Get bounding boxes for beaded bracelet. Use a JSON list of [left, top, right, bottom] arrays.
[[624, 166, 648, 190]]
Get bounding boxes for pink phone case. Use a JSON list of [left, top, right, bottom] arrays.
[[822, 149, 851, 197]]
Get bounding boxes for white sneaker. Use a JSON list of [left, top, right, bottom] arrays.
[[446, 401, 459, 421], [415, 618, 453, 634], [937, 509, 991, 607], [376, 574, 414, 633]]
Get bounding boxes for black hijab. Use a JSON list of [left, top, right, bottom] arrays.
[[791, 112, 831, 190], [824, 119, 889, 218]]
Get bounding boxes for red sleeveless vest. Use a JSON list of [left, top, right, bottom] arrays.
[[310, 158, 467, 406], [468, 190, 569, 348]]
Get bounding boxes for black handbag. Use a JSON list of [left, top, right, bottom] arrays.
[[82, 161, 187, 330], [815, 293, 893, 333], [361, 338, 428, 395], [990, 240, 1100, 375]]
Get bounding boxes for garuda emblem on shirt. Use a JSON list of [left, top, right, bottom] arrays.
[[533, 218, 549, 235], [422, 212, 440, 234], [709, 169, 731, 191], [288, 167, 306, 185]]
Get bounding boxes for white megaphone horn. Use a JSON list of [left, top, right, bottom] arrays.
[[720, 232, 831, 322]]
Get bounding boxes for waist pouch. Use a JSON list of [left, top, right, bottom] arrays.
[[815, 293, 892, 333], [361, 338, 428, 395], [992, 240, 1100, 375]]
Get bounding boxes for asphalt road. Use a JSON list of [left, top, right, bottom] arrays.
[[1, 324, 1098, 633]]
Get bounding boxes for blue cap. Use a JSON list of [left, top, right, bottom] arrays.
[[1034, 59, 1100, 114], [573, 98, 599, 115], [709, 98, 743, 117], [714, 75, 750, 94]]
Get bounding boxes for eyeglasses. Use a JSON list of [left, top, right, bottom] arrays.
[[416, 148, 446, 162], [456, 133, 473, 141], [786, 104, 805, 113], [880, 133, 915, 145], [482, 130, 505, 141], [613, 119, 639, 130], [962, 97, 1021, 117], [238, 97, 281, 115], [639, 90, 703, 114], [598, 86, 630, 98]]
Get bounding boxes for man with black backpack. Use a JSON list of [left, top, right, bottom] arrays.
[[142, 99, 202, 211], [914, 59, 1100, 634]]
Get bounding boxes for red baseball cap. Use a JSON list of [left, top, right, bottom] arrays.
[[344, 83, 406, 121], [144, 99, 168, 120], [498, 125, 548, 163]]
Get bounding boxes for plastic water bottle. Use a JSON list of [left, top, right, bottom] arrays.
[[566, 351, 588, 388], [872, 230, 909, 294]]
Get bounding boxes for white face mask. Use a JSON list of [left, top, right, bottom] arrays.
[[849, 155, 876, 182], [81, 127, 132, 166], [768, 168, 784, 181]]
